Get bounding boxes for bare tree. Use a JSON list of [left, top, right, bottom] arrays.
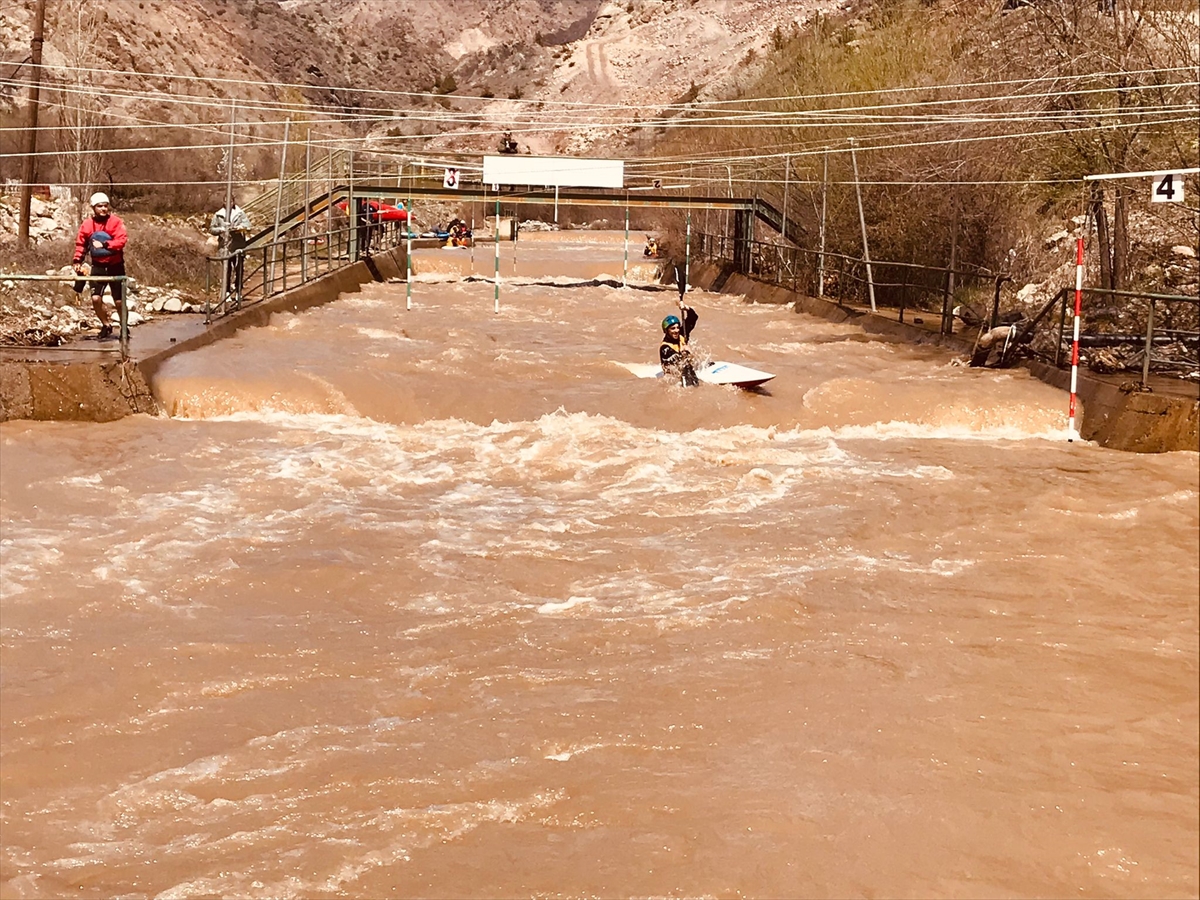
[[1006, 0, 1200, 290], [53, 6, 105, 219]]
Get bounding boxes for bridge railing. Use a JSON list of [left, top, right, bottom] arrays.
[[1040, 288, 1199, 387], [698, 230, 1009, 334], [697, 230, 1199, 384], [204, 215, 408, 320], [0, 274, 131, 357]]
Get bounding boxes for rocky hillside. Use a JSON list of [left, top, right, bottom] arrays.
[[1, 0, 843, 169]]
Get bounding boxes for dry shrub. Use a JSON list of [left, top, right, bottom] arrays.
[[122, 213, 211, 291], [650, 0, 1198, 288]]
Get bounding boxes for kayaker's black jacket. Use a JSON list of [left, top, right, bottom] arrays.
[[659, 306, 699, 368]]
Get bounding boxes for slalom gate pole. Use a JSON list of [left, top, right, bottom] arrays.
[[685, 211, 691, 286], [494, 196, 501, 313], [623, 204, 629, 288], [1067, 235, 1084, 441], [406, 203, 413, 311]]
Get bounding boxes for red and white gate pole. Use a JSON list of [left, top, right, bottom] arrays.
[[1067, 236, 1084, 442]]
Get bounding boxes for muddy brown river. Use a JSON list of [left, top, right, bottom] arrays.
[[2, 232, 1197, 898]]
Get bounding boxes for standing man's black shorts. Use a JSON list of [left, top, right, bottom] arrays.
[[77, 261, 126, 302]]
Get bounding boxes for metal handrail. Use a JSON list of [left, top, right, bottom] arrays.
[[0, 273, 130, 357], [204, 214, 409, 321], [700, 231, 1198, 386], [704, 232, 1010, 333]]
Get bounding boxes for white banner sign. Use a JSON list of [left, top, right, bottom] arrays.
[[1151, 172, 1185, 203], [443, 167, 460, 189], [482, 155, 624, 189]]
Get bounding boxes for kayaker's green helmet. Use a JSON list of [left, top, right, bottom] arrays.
[[662, 314, 681, 332]]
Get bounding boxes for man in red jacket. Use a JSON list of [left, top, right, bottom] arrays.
[[72, 192, 128, 339]]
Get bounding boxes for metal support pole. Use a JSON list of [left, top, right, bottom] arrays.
[[219, 100, 236, 311], [849, 139, 876, 313], [347, 149, 356, 261], [494, 196, 501, 313], [748, 203, 755, 278], [725, 165, 733, 244], [118, 278, 129, 359], [302, 129, 311, 283], [270, 117, 291, 288], [817, 151, 828, 298], [782, 153, 790, 243], [942, 206, 959, 334], [327, 146, 334, 274], [1141, 297, 1155, 388]]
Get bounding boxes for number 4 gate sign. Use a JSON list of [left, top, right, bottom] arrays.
[[443, 167, 460, 189], [1151, 172, 1185, 203]]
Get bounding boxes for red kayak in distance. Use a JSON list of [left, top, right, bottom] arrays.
[[334, 199, 409, 222]]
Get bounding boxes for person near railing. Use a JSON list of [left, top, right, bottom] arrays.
[[355, 198, 378, 258], [71, 192, 127, 340], [209, 199, 252, 301]]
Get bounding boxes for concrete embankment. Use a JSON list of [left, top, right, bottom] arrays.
[[688, 261, 1200, 454], [0, 247, 407, 423]]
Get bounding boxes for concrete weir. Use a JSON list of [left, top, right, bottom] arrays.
[[0, 246, 408, 424], [688, 261, 1199, 455]]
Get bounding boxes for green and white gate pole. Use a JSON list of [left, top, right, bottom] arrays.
[[406, 194, 413, 311], [494, 196, 501, 313], [623, 205, 629, 288]]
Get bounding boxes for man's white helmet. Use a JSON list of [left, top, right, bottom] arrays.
[[90, 192, 110, 206]]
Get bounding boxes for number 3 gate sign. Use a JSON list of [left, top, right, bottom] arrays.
[[443, 167, 460, 189], [1151, 172, 1185, 203]]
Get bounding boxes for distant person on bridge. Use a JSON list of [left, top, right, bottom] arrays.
[[72, 192, 127, 340], [209, 198, 252, 302]]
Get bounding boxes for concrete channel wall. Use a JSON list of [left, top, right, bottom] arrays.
[[3, 247, 1195, 454], [688, 261, 1200, 454], [0, 246, 408, 423]]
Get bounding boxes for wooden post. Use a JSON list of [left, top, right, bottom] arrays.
[[17, 0, 47, 249]]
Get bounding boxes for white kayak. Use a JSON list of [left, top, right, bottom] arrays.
[[617, 360, 776, 389]]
